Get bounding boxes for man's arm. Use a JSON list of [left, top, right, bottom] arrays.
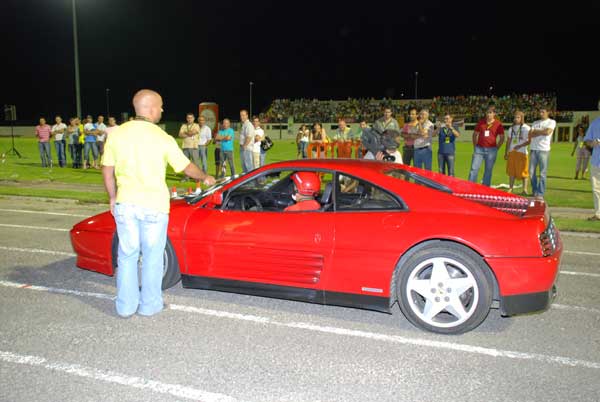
[[102, 165, 117, 215], [243, 125, 254, 147], [183, 163, 216, 185], [472, 131, 479, 146], [496, 133, 505, 148], [178, 125, 188, 138], [189, 124, 200, 136]]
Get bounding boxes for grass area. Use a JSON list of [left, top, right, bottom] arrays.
[[0, 136, 595, 210], [552, 217, 600, 234]]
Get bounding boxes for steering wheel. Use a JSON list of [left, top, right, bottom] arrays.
[[240, 194, 263, 211]]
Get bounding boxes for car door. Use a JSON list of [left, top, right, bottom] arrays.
[[184, 169, 334, 292], [324, 172, 408, 299]]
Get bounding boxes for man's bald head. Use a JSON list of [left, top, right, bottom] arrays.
[[132, 89, 163, 123]]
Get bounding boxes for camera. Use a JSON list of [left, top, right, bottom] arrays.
[[382, 152, 396, 162]]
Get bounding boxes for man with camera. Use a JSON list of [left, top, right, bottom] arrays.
[[361, 126, 403, 163], [413, 109, 435, 170]]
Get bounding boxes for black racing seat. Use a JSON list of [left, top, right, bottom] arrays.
[[320, 182, 333, 210]]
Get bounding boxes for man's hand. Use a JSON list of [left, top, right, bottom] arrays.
[[202, 176, 216, 186], [109, 197, 116, 215]]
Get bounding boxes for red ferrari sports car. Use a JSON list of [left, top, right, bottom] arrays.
[[71, 159, 562, 334]]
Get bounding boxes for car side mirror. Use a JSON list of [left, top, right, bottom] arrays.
[[208, 192, 223, 206]]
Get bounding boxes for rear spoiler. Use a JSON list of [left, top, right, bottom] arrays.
[[453, 193, 545, 218]]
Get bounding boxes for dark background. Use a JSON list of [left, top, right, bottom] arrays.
[[2, 0, 599, 122]]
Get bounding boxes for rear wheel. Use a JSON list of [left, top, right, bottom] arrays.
[[112, 236, 181, 290], [396, 243, 493, 334]]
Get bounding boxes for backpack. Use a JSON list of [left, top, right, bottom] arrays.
[[261, 136, 274, 151]]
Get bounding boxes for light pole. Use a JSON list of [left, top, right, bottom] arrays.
[[414, 71, 419, 100], [105, 88, 110, 117], [72, 0, 81, 118], [249, 81, 254, 118]]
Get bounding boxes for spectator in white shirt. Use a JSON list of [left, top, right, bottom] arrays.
[[197, 115, 212, 173], [96, 115, 108, 157], [252, 116, 265, 168], [528, 108, 556, 198], [51, 115, 67, 167], [239, 109, 255, 172]]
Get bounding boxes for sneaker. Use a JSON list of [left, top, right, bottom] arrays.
[[587, 216, 600, 221]]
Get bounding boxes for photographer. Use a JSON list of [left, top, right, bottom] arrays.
[[375, 130, 403, 163], [361, 127, 402, 163], [413, 109, 435, 170]]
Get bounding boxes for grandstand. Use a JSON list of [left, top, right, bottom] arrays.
[[259, 93, 586, 143]]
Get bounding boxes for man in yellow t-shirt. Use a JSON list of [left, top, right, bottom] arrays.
[[102, 89, 215, 318]]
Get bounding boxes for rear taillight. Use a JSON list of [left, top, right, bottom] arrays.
[[539, 219, 558, 257]]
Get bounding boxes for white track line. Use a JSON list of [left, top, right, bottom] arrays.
[[0, 350, 242, 402], [0, 223, 69, 232], [0, 208, 89, 217], [0, 246, 75, 257], [553, 304, 600, 314], [563, 250, 600, 257], [561, 271, 600, 278], [1, 280, 599, 370]]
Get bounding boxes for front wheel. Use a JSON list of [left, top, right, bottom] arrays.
[[112, 236, 181, 290], [396, 243, 493, 334]]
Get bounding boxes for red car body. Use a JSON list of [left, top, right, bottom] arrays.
[[71, 159, 562, 333]]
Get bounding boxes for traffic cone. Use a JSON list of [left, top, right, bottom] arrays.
[[171, 186, 178, 198], [195, 182, 202, 195]]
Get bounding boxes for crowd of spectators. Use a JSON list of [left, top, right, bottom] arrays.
[[262, 93, 572, 124], [262, 98, 430, 123]]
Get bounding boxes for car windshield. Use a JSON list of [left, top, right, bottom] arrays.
[[187, 175, 240, 204], [384, 168, 452, 193]]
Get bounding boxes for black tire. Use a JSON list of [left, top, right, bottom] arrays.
[[395, 242, 493, 334], [112, 235, 181, 290]]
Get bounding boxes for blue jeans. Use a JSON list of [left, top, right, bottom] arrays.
[[414, 146, 432, 170], [54, 140, 66, 167], [113, 203, 169, 317], [222, 150, 235, 176], [299, 141, 308, 158], [38, 142, 52, 167], [529, 150, 550, 197], [260, 149, 266, 166], [438, 153, 455, 176], [241, 146, 253, 172], [468, 146, 498, 186], [198, 145, 208, 172], [84, 141, 98, 163]]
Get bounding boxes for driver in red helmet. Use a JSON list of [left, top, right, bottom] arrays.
[[284, 172, 321, 212]]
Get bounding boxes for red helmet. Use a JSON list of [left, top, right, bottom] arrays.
[[291, 172, 321, 196]]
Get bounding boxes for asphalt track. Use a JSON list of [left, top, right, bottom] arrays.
[[1, 197, 599, 402]]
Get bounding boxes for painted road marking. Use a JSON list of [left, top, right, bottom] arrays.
[[560, 271, 600, 278], [0, 280, 113, 300], [553, 304, 600, 314], [0, 350, 242, 402], [0, 246, 75, 257], [0, 223, 69, 232], [0, 208, 89, 217], [563, 250, 600, 257], [1, 280, 599, 370]]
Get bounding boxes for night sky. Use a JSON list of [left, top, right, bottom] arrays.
[[3, 0, 599, 123]]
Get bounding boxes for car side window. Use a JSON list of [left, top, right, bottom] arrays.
[[223, 170, 335, 212], [336, 174, 402, 211]]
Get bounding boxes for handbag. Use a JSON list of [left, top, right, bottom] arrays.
[[260, 136, 274, 151]]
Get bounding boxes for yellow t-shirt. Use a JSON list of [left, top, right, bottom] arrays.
[[78, 124, 85, 144], [102, 120, 190, 213]]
